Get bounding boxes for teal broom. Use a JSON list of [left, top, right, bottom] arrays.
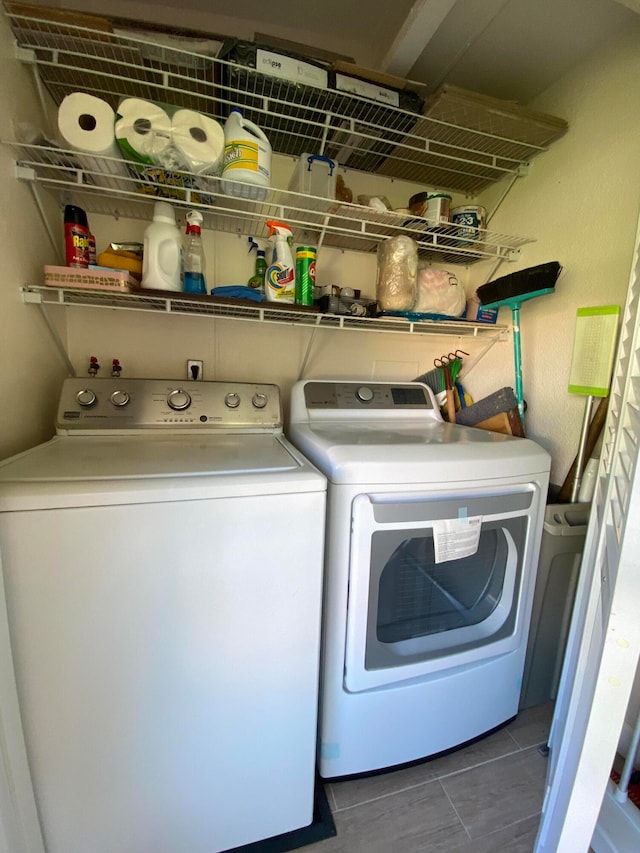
[[477, 262, 562, 428]]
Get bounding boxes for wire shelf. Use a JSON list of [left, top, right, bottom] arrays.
[[6, 6, 566, 196], [22, 286, 509, 339], [10, 143, 532, 263]]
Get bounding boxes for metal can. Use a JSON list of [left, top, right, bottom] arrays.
[[295, 246, 316, 306], [451, 205, 487, 247]]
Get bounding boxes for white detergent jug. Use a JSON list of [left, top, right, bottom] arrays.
[[141, 201, 183, 292], [221, 109, 271, 201]]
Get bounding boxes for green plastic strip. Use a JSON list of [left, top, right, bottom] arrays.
[[568, 305, 620, 397]]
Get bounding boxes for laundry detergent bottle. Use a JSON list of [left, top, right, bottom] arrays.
[[141, 201, 182, 292], [265, 221, 295, 303], [222, 109, 272, 201]]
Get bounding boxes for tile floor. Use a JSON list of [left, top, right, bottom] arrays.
[[306, 702, 554, 853]]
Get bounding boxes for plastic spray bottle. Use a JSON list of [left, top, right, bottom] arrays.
[[183, 210, 207, 295], [265, 220, 295, 303], [247, 237, 267, 292]]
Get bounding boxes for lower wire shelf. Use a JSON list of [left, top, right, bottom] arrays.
[[22, 286, 509, 339]]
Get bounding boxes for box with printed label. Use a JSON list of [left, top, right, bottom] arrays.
[[219, 39, 332, 156]]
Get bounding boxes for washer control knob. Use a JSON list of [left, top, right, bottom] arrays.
[[167, 389, 191, 411], [110, 390, 130, 408], [252, 393, 268, 409], [224, 393, 241, 409], [76, 389, 97, 408], [356, 386, 374, 403]]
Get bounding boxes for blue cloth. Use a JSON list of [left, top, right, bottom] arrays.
[[211, 286, 265, 302]]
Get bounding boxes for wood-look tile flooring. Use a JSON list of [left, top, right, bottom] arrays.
[[307, 702, 553, 853]]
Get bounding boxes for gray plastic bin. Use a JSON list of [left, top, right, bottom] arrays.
[[520, 503, 590, 710]]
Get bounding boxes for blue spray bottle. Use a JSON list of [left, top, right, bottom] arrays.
[[183, 210, 207, 295]]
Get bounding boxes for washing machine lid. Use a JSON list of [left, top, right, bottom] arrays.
[[0, 434, 326, 511], [287, 420, 551, 485]]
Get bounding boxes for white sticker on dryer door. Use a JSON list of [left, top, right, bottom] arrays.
[[433, 516, 482, 564]]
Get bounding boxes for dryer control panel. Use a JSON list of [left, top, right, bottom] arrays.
[[302, 381, 438, 411], [56, 378, 282, 433]]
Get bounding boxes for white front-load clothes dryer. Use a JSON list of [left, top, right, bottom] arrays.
[[0, 378, 326, 853], [287, 379, 551, 779]]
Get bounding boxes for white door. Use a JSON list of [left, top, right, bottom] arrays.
[[535, 218, 640, 851]]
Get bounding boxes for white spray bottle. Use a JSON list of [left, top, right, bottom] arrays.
[[265, 220, 295, 303]]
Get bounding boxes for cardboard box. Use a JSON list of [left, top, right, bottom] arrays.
[[330, 62, 423, 111], [466, 296, 498, 324]]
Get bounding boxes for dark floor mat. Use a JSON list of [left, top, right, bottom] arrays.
[[225, 774, 336, 853]]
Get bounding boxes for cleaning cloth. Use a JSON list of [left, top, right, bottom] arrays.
[[211, 286, 265, 302]]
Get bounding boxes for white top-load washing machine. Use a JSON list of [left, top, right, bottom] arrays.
[[0, 378, 326, 853], [288, 379, 551, 779]]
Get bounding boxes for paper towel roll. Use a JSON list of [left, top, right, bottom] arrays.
[[169, 110, 224, 175], [58, 92, 131, 190], [115, 98, 172, 165]]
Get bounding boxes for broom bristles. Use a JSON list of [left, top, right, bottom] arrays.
[[477, 261, 561, 308]]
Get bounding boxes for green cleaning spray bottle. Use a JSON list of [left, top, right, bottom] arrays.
[[247, 237, 267, 293], [265, 220, 295, 303]]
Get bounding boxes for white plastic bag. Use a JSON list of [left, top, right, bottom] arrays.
[[413, 266, 466, 317]]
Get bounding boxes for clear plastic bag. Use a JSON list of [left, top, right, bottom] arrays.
[[376, 236, 417, 312]]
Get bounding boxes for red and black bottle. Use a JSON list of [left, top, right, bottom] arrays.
[[64, 204, 90, 267]]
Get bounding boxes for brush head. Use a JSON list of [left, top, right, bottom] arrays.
[[477, 261, 562, 309]]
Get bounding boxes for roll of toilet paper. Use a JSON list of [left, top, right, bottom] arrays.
[[115, 98, 172, 165], [169, 110, 224, 175], [57, 92, 131, 190]]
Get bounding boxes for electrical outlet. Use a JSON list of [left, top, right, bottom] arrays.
[[187, 360, 203, 381]]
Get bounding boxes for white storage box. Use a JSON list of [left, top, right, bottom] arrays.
[[288, 153, 337, 199]]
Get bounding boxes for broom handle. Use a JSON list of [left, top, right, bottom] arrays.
[[511, 304, 525, 426]]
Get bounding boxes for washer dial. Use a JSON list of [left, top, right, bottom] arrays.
[[110, 390, 130, 408], [224, 393, 241, 409], [167, 389, 192, 411], [76, 389, 97, 408], [252, 393, 268, 409]]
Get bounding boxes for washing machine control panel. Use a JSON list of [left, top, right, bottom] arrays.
[[302, 381, 438, 411], [56, 378, 282, 433]]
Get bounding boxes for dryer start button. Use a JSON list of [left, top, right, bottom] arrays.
[[356, 386, 374, 403]]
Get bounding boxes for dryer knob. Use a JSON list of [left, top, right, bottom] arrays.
[[76, 389, 97, 408], [224, 393, 241, 409], [110, 390, 130, 408], [252, 393, 268, 409], [167, 389, 192, 411], [356, 386, 374, 403]]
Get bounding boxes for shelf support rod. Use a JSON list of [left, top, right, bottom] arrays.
[[486, 174, 522, 225], [298, 321, 322, 380], [459, 333, 504, 379], [29, 183, 63, 263], [35, 301, 76, 376]]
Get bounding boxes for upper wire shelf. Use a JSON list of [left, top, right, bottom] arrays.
[[10, 142, 532, 263], [5, 6, 567, 196]]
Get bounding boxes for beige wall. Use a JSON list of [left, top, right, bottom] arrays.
[[1, 10, 639, 491], [2, 0, 640, 766], [0, 12, 68, 460], [476, 21, 640, 485]]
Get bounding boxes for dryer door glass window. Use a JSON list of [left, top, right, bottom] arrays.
[[359, 491, 532, 672], [376, 525, 509, 644]]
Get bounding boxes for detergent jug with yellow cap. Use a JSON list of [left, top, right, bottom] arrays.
[[222, 109, 272, 200]]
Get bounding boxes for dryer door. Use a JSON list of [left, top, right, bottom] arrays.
[[344, 485, 543, 692]]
